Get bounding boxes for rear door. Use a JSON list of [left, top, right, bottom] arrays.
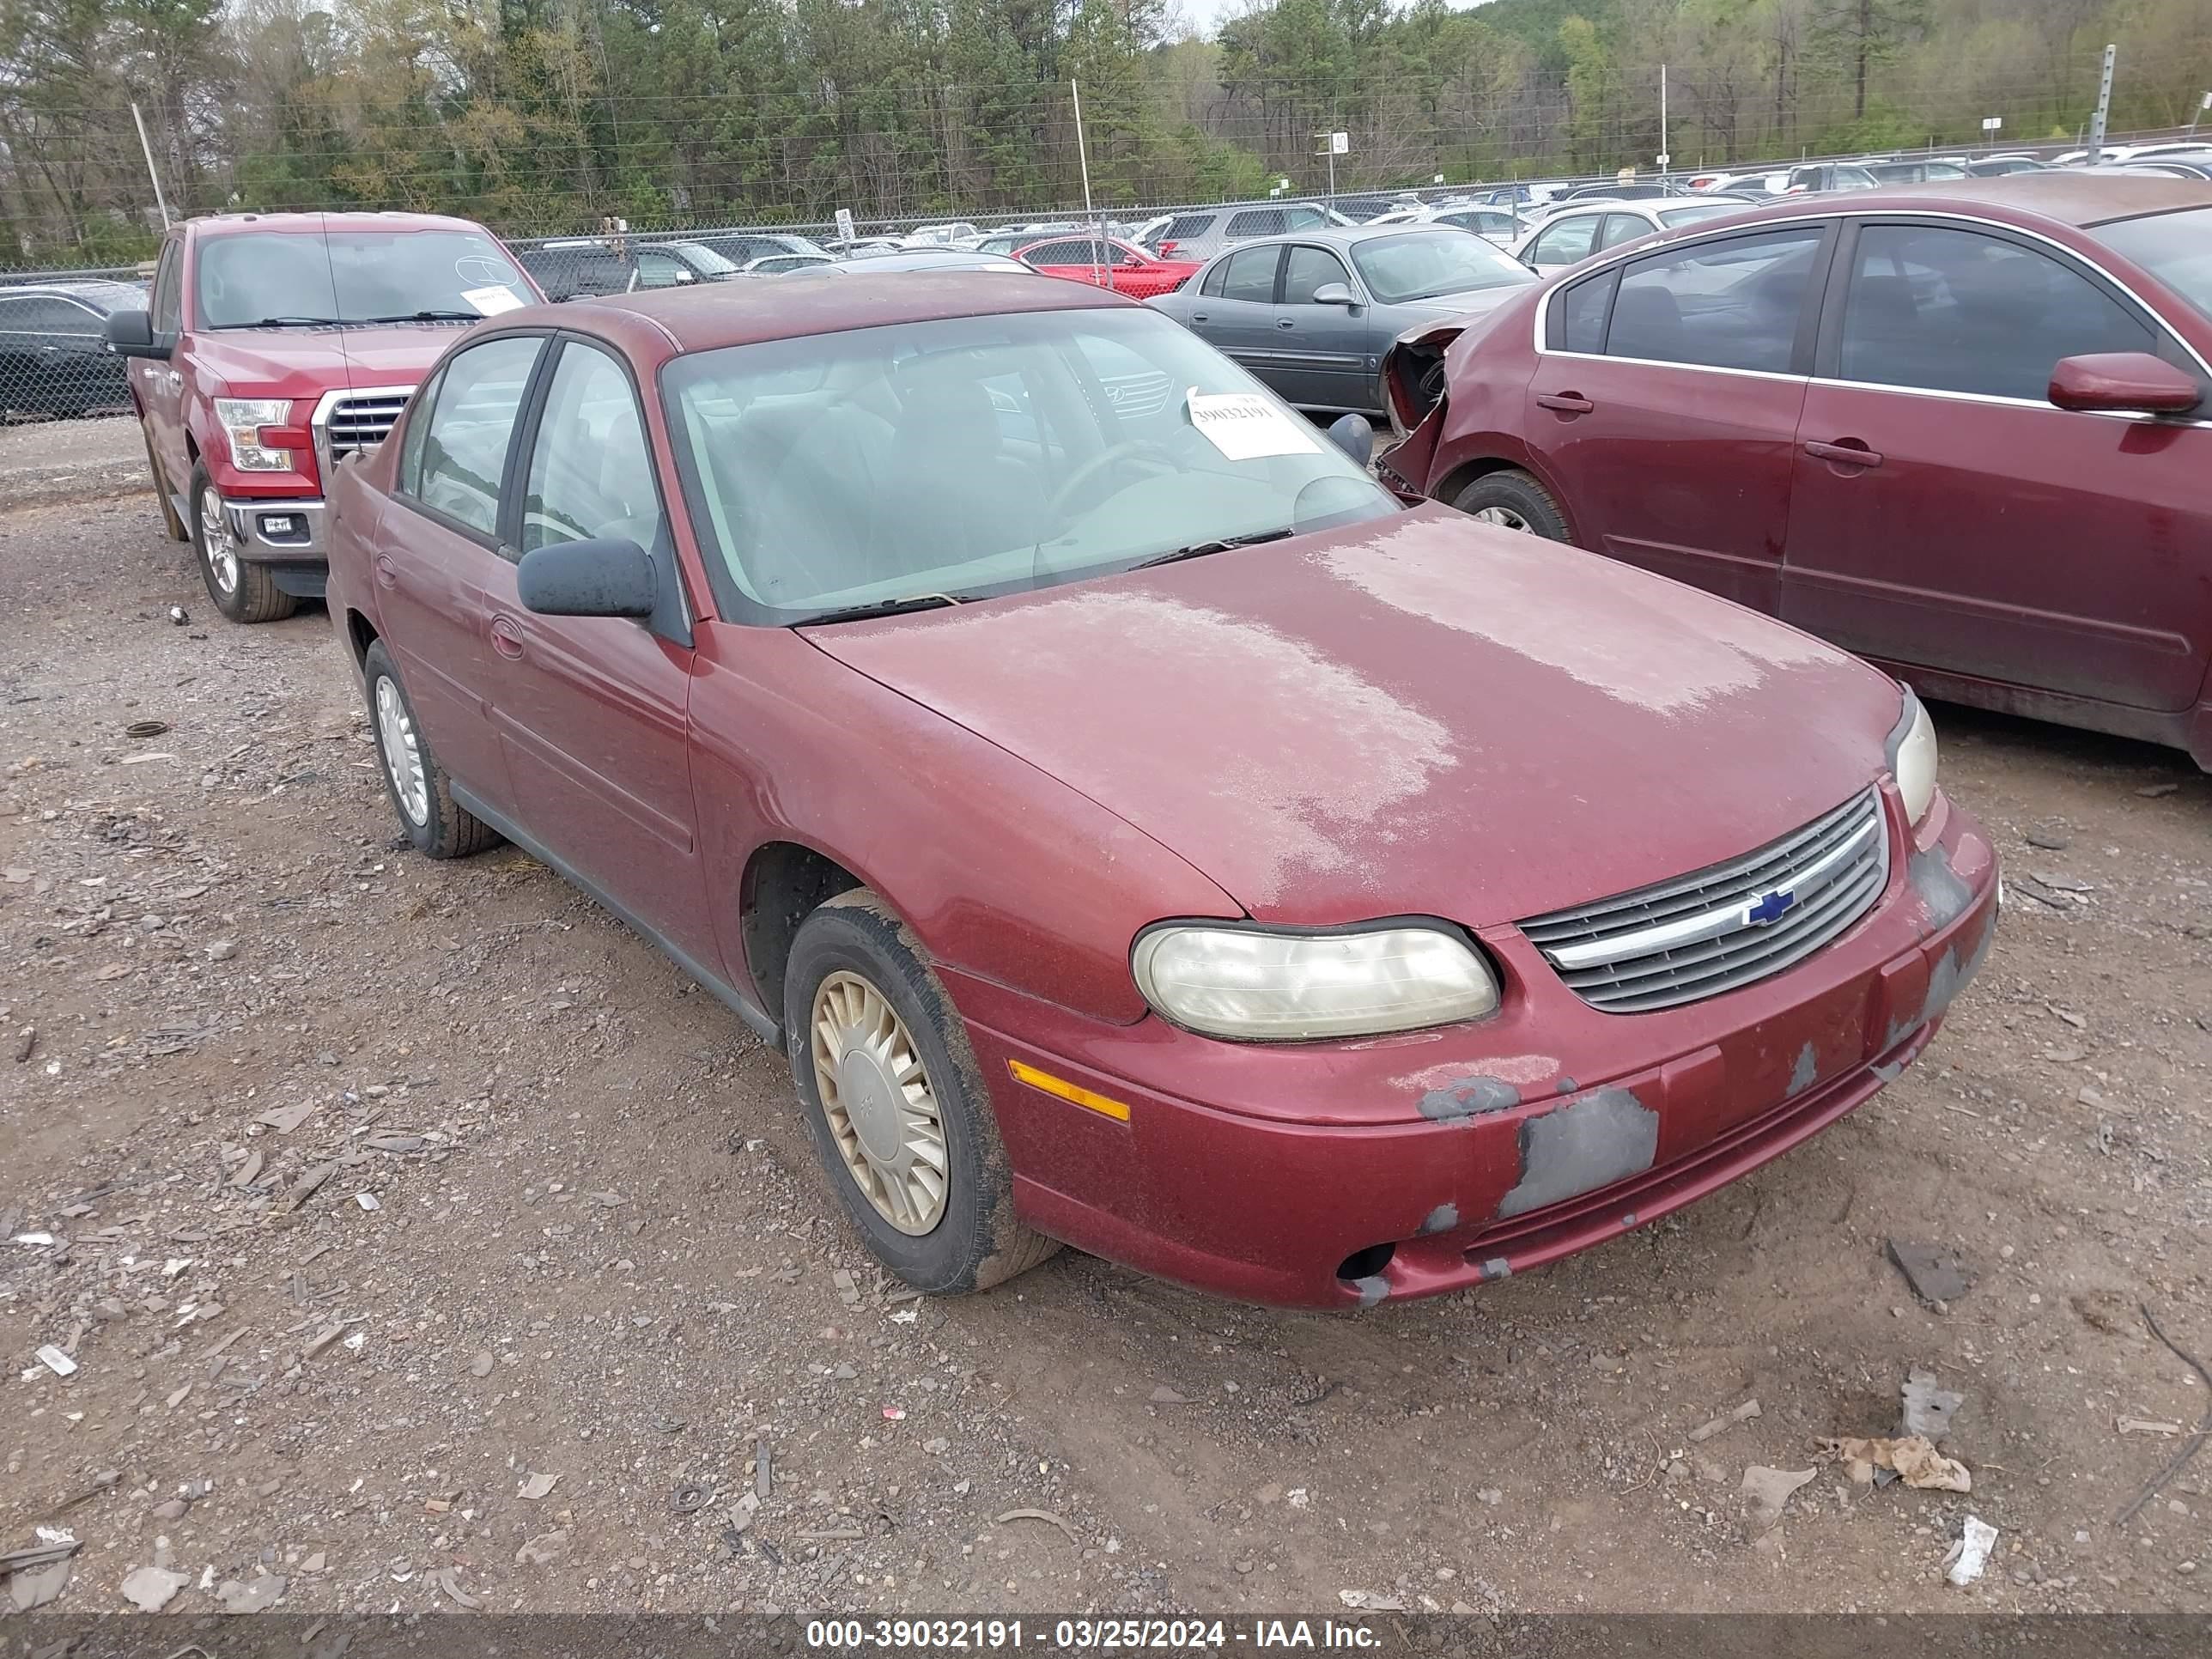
[[1191, 244, 1287, 380], [1270, 244, 1371, 412], [1782, 217, 2212, 711], [1523, 222, 1834, 611], [376, 331, 548, 815]]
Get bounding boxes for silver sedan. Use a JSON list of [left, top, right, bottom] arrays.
[[1147, 226, 1538, 418]]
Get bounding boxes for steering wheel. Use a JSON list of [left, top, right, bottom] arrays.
[[1045, 440, 1177, 523]]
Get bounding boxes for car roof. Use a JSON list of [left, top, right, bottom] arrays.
[[554, 269, 1127, 354], [0, 280, 142, 307], [1196, 224, 1490, 255], [1730, 172, 2210, 228], [185, 210, 496, 238]]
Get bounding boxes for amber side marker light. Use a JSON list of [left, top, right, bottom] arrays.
[[1007, 1060, 1132, 1122]]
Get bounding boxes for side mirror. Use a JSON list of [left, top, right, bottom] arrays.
[[1326, 413, 1375, 467], [516, 538, 656, 619], [2047, 352, 2201, 416], [105, 308, 172, 360], [1310, 283, 1358, 307]]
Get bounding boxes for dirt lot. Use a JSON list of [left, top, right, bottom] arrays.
[[3, 478, 2209, 1623]]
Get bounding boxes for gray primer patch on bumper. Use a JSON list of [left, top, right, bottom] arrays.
[[1871, 1059, 1905, 1083], [1419, 1074, 1522, 1122], [1419, 1203, 1460, 1236], [1789, 1042, 1819, 1096], [1907, 844, 1973, 930], [1477, 1257, 1511, 1281], [1497, 1087, 1659, 1219], [1350, 1274, 1390, 1309]]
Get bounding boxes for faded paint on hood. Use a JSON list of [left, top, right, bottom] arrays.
[[807, 507, 1904, 924]]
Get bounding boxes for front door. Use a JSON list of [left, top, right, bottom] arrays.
[[1524, 223, 1832, 611], [479, 337, 721, 972], [1783, 219, 2212, 711], [139, 239, 191, 495], [377, 331, 547, 814], [1271, 244, 1372, 412]]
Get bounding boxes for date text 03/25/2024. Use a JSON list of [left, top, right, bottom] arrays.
[[805, 1618, 1384, 1651]]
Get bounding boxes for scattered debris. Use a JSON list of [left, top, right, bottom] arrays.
[[123, 719, 171, 738], [167, 605, 188, 625], [1149, 1385, 1188, 1404], [515, 1531, 570, 1567], [2118, 1418, 2185, 1437], [831, 1267, 862, 1308], [1338, 1590, 1407, 1611], [669, 1482, 712, 1515], [516, 1471, 559, 1501], [995, 1507, 1080, 1547], [2023, 827, 2070, 850], [753, 1437, 772, 1499], [1887, 1237, 1971, 1304], [11, 1025, 32, 1063], [1819, 1435, 1972, 1492], [302, 1324, 346, 1359], [428, 1565, 480, 1608], [1741, 1465, 1816, 1535], [2136, 781, 2181, 799], [256, 1100, 321, 1134], [1943, 1516, 1999, 1587], [353, 1191, 380, 1212], [216, 1572, 285, 1613], [1899, 1370, 1964, 1440], [2118, 1303, 2212, 1527], [798, 1528, 864, 1541], [32, 1344, 77, 1378], [118, 1565, 188, 1613], [881, 1405, 905, 1420], [468, 1350, 495, 1378], [9, 1555, 70, 1611], [1688, 1396, 1761, 1443]]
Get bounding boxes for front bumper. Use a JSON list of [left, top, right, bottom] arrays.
[[953, 787, 1999, 1309], [217, 494, 328, 563]]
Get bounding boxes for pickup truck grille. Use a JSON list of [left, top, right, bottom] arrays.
[[1518, 787, 1889, 1013], [323, 392, 411, 460]]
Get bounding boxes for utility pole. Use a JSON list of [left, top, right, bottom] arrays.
[[131, 101, 170, 228], [2088, 43, 2115, 151], [1071, 80, 1101, 292], [1657, 64, 1670, 174], [2191, 91, 2211, 135]]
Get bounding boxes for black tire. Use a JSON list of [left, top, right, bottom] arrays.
[[784, 890, 1060, 1295], [361, 640, 500, 860], [141, 422, 188, 542], [189, 461, 297, 623], [1450, 468, 1572, 542]]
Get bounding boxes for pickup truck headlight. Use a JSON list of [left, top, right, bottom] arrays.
[[214, 398, 296, 471], [1887, 687, 1939, 825], [1132, 921, 1499, 1041]]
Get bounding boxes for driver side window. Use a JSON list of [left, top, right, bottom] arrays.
[[520, 343, 666, 556]]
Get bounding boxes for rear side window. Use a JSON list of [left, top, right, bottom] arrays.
[[1159, 215, 1216, 244], [1836, 224, 2155, 401], [405, 335, 543, 538], [1606, 227, 1826, 374], [1226, 210, 1285, 239], [1598, 213, 1650, 250], [1529, 216, 1601, 266], [1220, 245, 1282, 303], [1200, 258, 1231, 298], [1026, 241, 1087, 265], [1554, 269, 1620, 353]]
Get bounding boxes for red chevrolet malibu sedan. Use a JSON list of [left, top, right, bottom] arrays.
[[1015, 234, 1200, 301], [1381, 174, 2212, 769], [325, 269, 1997, 1309]]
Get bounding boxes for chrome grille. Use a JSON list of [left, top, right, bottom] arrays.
[[1519, 787, 1889, 1013], [323, 392, 410, 460]]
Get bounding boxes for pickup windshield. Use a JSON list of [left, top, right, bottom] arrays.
[[195, 228, 529, 328]]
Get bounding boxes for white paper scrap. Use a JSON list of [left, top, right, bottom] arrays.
[[1186, 389, 1320, 461]]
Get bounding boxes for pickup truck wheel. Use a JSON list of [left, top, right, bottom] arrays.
[[191, 463, 296, 623], [1450, 469, 1571, 542], [142, 424, 186, 542], [362, 640, 500, 860], [786, 890, 1060, 1296]]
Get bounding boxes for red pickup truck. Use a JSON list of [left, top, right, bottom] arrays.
[[106, 211, 539, 623]]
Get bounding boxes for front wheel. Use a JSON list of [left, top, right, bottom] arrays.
[[1450, 468, 1571, 542], [785, 890, 1060, 1295], [191, 464, 296, 623]]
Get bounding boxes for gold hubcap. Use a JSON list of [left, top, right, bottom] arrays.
[[810, 970, 948, 1235]]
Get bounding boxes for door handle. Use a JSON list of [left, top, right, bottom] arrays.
[[1190, 312, 1208, 323], [1536, 392, 1595, 414], [489, 615, 526, 660], [1277, 318, 1296, 329], [164, 370, 181, 390], [1804, 439, 1882, 469], [374, 555, 398, 589]]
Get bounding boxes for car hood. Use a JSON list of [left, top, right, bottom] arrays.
[[804, 507, 1904, 926], [185, 324, 464, 399], [1383, 285, 1528, 325]]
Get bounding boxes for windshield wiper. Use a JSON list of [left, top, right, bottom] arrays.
[[799, 592, 970, 626], [209, 316, 345, 330], [363, 309, 485, 324], [1127, 527, 1296, 571]]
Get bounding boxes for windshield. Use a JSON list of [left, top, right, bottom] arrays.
[[662, 307, 1396, 624], [2095, 206, 2212, 324], [194, 228, 527, 327], [1351, 229, 1536, 302], [678, 244, 739, 276]]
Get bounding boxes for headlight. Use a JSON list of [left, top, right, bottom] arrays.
[[213, 398, 295, 471], [1132, 922, 1499, 1041], [1887, 686, 1939, 825]]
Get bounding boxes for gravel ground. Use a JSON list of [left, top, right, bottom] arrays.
[[3, 487, 2209, 1623], [0, 416, 144, 514]]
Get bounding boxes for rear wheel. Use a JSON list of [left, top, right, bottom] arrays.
[[1450, 469, 1571, 542], [191, 463, 295, 623]]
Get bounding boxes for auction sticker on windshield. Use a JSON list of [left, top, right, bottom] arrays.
[[462, 284, 526, 316], [1186, 389, 1320, 461]]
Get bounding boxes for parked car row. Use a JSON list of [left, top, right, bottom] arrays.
[[0, 278, 143, 417]]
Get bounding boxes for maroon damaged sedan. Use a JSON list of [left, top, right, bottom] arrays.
[[325, 269, 1997, 1309], [1381, 173, 2212, 769]]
